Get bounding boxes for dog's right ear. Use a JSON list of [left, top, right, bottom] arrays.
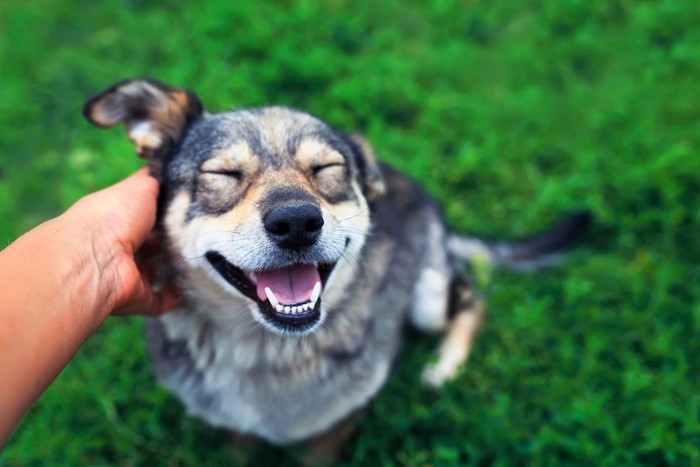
[[83, 78, 203, 163]]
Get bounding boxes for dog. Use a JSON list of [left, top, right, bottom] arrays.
[[83, 78, 590, 459]]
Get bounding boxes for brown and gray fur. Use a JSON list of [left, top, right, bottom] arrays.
[[84, 79, 590, 453]]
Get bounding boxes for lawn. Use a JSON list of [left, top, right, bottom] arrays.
[[1, 0, 699, 465]]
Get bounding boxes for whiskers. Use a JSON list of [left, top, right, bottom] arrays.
[[174, 228, 259, 262]]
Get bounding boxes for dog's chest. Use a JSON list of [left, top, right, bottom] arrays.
[[147, 277, 405, 444], [147, 198, 429, 443]]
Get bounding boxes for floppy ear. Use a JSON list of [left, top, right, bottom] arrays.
[[83, 78, 203, 170], [349, 134, 386, 202]]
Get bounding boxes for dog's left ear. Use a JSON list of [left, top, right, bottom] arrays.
[[349, 134, 386, 202], [83, 78, 203, 169]]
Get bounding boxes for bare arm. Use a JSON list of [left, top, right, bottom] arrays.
[[0, 168, 180, 447]]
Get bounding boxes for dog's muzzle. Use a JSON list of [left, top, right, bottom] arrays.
[[204, 184, 344, 333], [205, 251, 335, 334]]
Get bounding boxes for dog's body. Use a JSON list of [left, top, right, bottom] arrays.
[[84, 79, 589, 450], [146, 162, 446, 444]]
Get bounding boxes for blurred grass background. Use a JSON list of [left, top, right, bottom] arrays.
[[1, 0, 699, 465]]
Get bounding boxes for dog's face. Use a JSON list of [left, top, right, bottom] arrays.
[[84, 79, 385, 335], [164, 110, 375, 335]]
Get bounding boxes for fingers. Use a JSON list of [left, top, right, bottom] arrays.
[[113, 278, 181, 317], [66, 167, 161, 260], [114, 167, 159, 200], [112, 168, 160, 249], [112, 171, 184, 317], [137, 282, 182, 317], [115, 233, 182, 317], [89, 167, 160, 250], [134, 232, 165, 284]]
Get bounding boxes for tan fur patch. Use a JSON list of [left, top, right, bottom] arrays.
[[422, 297, 485, 387], [197, 143, 261, 203], [295, 139, 346, 168], [200, 142, 258, 174], [294, 139, 352, 202]]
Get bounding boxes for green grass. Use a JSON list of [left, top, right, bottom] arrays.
[[1, 0, 699, 465]]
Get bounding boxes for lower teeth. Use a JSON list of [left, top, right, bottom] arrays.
[[276, 303, 313, 315], [264, 283, 321, 315]]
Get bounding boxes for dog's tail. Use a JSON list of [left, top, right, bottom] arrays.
[[447, 211, 592, 271]]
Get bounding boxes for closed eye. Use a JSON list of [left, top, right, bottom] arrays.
[[312, 163, 345, 175], [202, 169, 243, 180]]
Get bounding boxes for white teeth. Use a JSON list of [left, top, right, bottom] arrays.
[[273, 302, 316, 315], [265, 281, 323, 315], [264, 287, 279, 309], [249, 272, 257, 283], [310, 281, 321, 304]]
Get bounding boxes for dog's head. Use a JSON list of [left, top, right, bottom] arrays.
[[84, 79, 385, 335]]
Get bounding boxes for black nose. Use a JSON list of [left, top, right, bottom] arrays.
[[263, 204, 324, 250]]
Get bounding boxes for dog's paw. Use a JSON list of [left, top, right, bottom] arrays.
[[421, 361, 459, 388]]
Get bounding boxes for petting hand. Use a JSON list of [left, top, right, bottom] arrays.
[[62, 167, 181, 316]]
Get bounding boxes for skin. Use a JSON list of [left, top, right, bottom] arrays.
[[0, 168, 180, 447]]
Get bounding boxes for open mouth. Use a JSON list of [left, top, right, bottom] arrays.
[[205, 251, 335, 333]]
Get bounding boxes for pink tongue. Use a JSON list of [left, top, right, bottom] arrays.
[[255, 264, 320, 305]]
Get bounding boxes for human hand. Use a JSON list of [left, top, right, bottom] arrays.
[[63, 167, 181, 316]]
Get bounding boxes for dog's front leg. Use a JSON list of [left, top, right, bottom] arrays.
[[421, 277, 485, 387]]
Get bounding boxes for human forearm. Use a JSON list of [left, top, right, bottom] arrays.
[[0, 213, 116, 446]]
